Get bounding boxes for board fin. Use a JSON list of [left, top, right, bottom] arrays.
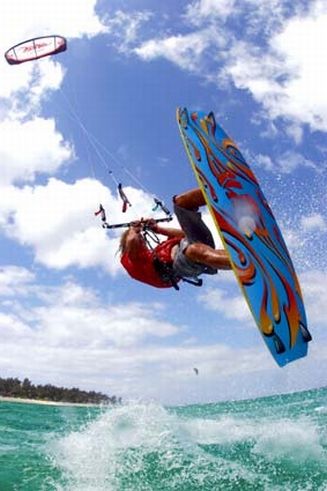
[[273, 334, 286, 355], [299, 323, 312, 343]]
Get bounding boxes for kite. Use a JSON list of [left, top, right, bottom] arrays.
[[5, 35, 67, 65]]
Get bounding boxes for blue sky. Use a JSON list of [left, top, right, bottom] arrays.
[[0, 0, 326, 405]]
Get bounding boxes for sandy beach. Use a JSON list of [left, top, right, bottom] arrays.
[[0, 396, 99, 407]]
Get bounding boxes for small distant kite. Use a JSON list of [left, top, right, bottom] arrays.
[[4, 35, 67, 65], [193, 367, 199, 376]]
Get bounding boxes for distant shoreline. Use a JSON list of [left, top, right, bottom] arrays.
[[0, 396, 100, 407]]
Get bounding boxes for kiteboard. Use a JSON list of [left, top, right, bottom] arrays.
[[177, 107, 311, 367]]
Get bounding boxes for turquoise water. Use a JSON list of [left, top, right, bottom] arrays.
[[0, 388, 326, 490]]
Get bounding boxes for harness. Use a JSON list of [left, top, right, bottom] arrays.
[[142, 227, 203, 291]]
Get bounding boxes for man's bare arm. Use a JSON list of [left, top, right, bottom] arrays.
[[152, 224, 185, 239]]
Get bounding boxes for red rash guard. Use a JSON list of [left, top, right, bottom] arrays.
[[121, 237, 181, 288]]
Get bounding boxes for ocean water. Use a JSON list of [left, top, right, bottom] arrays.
[[0, 388, 326, 491]]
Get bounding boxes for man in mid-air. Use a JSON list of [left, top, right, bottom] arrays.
[[120, 188, 231, 289]]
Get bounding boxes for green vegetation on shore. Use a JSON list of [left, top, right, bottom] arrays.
[[0, 377, 120, 404]]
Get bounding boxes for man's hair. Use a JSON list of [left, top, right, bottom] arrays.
[[119, 228, 130, 255]]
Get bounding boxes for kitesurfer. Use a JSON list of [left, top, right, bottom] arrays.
[[120, 188, 231, 289]]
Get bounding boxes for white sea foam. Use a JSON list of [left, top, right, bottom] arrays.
[[251, 418, 325, 463], [183, 412, 326, 466], [46, 391, 327, 491], [50, 401, 265, 490]]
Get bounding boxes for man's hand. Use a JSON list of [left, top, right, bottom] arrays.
[[130, 218, 158, 232], [130, 220, 144, 233], [143, 218, 158, 231]]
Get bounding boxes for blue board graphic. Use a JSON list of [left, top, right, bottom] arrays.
[[177, 107, 311, 366]]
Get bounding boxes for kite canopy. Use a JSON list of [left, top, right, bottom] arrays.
[[4, 35, 67, 65]]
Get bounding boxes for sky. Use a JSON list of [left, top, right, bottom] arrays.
[[0, 0, 326, 405]]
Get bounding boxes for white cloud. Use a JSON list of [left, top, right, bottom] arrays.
[[199, 286, 252, 323], [0, 311, 33, 342], [185, 0, 236, 25], [0, 0, 105, 48], [0, 276, 180, 348], [0, 59, 66, 115], [0, 178, 116, 271], [277, 151, 319, 173], [0, 276, 185, 400], [255, 153, 275, 171], [271, 3, 327, 128], [104, 10, 152, 54], [300, 270, 327, 327], [255, 151, 319, 174], [34, 299, 178, 350], [0, 269, 325, 404], [0, 333, 271, 403], [135, 28, 224, 72], [117, 0, 327, 136], [2, 307, 324, 404], [0, 178, 166, 273], [224, 1, 327, 133], [300, 214, 327, 233], [0, 265, 35, 296], [0, 118, 73, 185], [285, 123, 304, 145], [0, 269, 272, 402]]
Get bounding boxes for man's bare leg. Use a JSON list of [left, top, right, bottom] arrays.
[[174, 188, 206, 210], [174, 188, 232, 270], [185, 242, 232, 270]]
